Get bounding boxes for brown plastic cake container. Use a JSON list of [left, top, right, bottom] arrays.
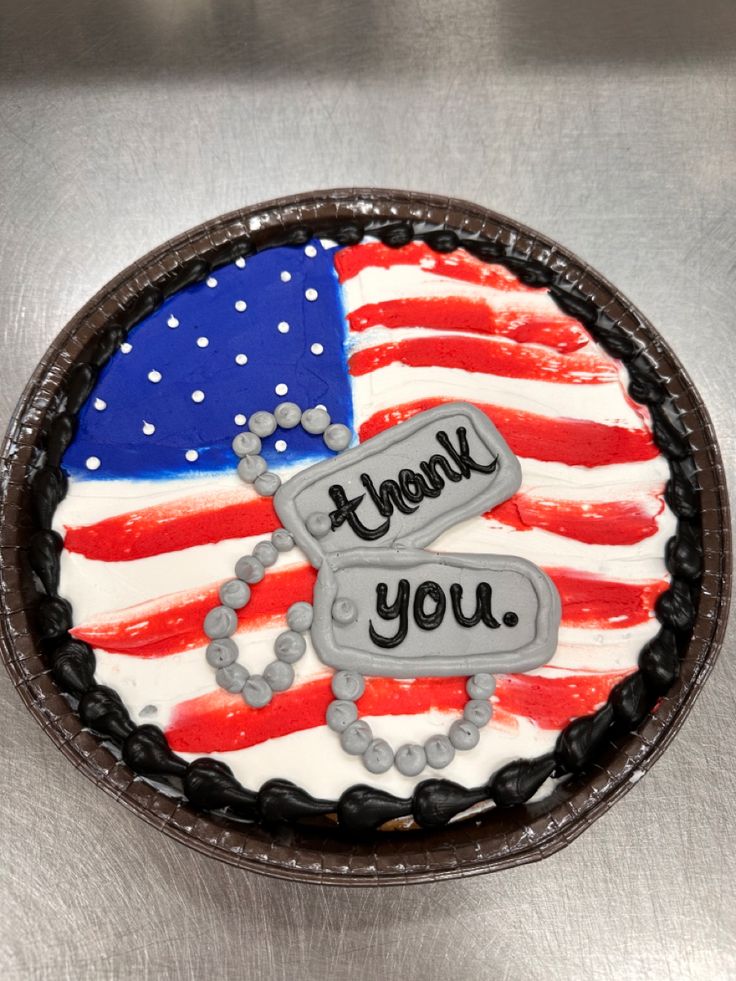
[[0, 188, 730, 885]]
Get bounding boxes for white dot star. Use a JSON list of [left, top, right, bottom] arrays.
[[234, 300, 247, 312], [234, 413, 247, 426], [196, 337, 209, 348], [280, 271, 291, 282], [305, 288, 318, 302], [142, 421, 155, 436], [277, 321, 290, 334], [304, 245, 317, 258], [85, 456, 101, 471], [310, 342, 324, 355], [206, 277, 218, 288], [93, 398, 106, 411], [185, 450, 199, 462], [275, 439, 287, 452], [235, 257, 246, 268], [235, 354, 248, 366], [275, 383, 288, 396], [167, 315, 179, 328], [120, 342, 133, 354], [148, 370, 162, 383], [191, 390, 205, 403]]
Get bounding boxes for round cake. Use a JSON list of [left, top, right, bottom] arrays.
[[4, 190, 727, 875]]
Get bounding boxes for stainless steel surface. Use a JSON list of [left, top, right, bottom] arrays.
[[1, 1, 734, 978]]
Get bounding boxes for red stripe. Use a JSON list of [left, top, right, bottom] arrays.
[[545, 568, 667, 629], [335, 241, 541, 292], [165, 670, 631, 754], [489, 493, 664, 546], [63, 491, 278, 562], [360, 398, 659, 468], [72, 555, 664, 657], [70, 565, 317, 657], [347, 297, 590, 354], [349, 335, 616, 384]]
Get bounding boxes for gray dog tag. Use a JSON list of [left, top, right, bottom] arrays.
[[274, 402, 522, 567], [311, 547, 561, 678]]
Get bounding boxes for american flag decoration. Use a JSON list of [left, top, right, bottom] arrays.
[[54, 238, 676, 799]]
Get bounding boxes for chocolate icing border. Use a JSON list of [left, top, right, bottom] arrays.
[[1, 189, 729, 883]]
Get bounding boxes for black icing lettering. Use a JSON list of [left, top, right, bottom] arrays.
[[419, 453, 463, 491], [449, 582, 501, 628], [361, 473, 418, 516], [328, 484, 390, 541], [369, 579, 410, 648], [398, 468, 439, 502], [413, 581, 446, 630], [435, 427, 498, 478]]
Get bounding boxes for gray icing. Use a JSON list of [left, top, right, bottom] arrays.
[[273, 630, 306, 663], [254, 471, 281, 496], [310, 547, 561, 678], [425, 735, 455, 769], [449, 719, 480, 750], [274, 402, 522, 568], [232, 432, 262, 457], [274, 401, 302, 429], [219, 579, 251, 609], [237, 454, 267, 482], [271, 528, 294, 552]]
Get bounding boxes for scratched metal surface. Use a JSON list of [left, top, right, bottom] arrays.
[[1, 1, 735, 978]]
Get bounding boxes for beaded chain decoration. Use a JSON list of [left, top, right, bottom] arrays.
[[201, 400, 497, 777]]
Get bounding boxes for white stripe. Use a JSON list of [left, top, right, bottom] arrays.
[[350, 362, 647, 429], [94, 622, 330, 730], [434, 512, 676, 580], [178, 712, 560, 800], [59, 539, 306, 624], [341, 265, 577, 320]]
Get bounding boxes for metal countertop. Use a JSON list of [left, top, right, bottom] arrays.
[[1, 2, 734, 978]]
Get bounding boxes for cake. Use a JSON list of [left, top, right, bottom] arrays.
[[25, 199, 706, 836]]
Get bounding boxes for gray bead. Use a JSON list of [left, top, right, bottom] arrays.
[[242, 674, 272, 708], [206, 637, 239, 668], [219, 579, 251, 609], [323, 423, 352, 452], [254, 471, 281, 496], [286, 601, 313, 632], [139, 704, 158, 718], [203, 605, 238, 639], [306, 511, 331, 539], [253, 541, 278, 567], [274, 401, 302, 429], [273, 630, 306, 663], [466, 672, 496, 699], [263, 659, 294, 692], [464, 699, 493, 728], [235, 555, 265, 584], [331, 670, 365, 701], [449, 719, 480, 750], [332, 597, 357, 625], [301, 406, 330, 434], [216, 662, 249, 693], [249, 410, 277, 437], [271, 528, 294, 552], [362, 739, 394, 774], [395, 743, 427, 777], [237, 454, 267, 483], [326, 699, 358, 733], [424, 734, 455, 769], [340, 720, 372, 755], [232, 432, 262, 457]]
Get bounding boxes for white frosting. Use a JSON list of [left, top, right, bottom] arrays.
[[351, 362, 648, 428], [178, 712, 560, 801]]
